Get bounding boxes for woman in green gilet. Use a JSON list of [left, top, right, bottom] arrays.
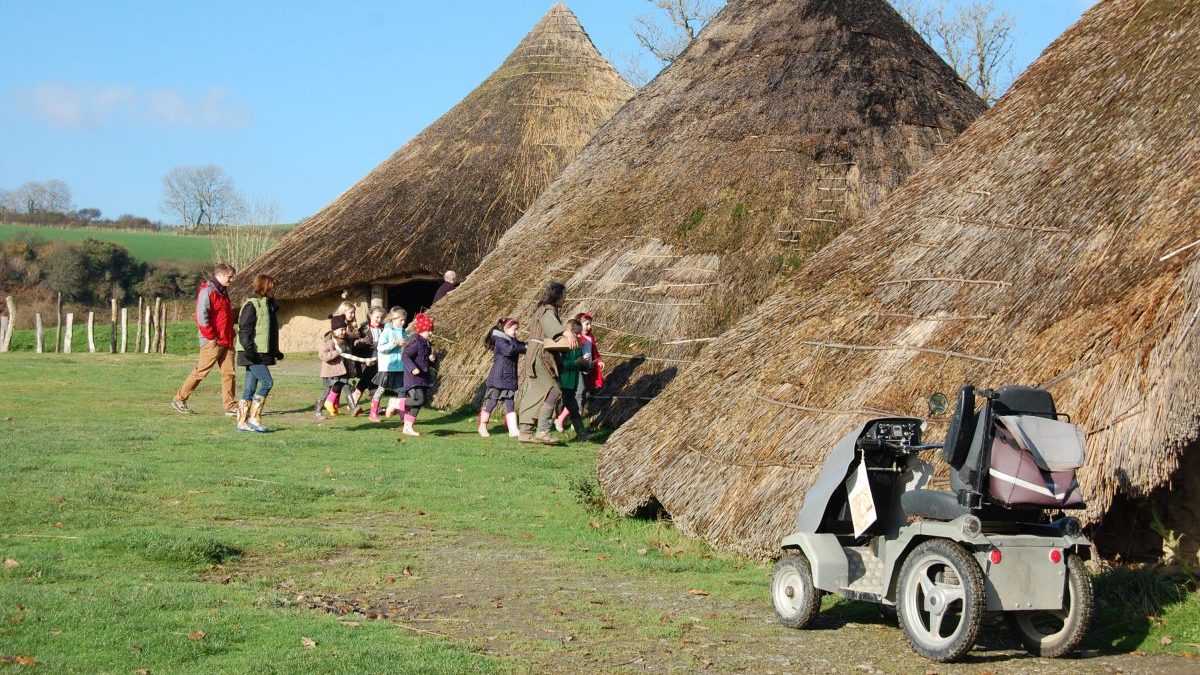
[[236, 274, 283, 432]]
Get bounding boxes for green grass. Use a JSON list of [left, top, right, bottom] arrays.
[[0, 354, 770, 672], [0, 223, 216, 263], [0, 353, 1197, 672], [5, 321, 200, 355]]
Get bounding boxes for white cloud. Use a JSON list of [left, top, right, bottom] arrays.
[[9, 82, 250, 130]]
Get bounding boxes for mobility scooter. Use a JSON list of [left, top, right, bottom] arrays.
[[770, 385, 1094, 662]]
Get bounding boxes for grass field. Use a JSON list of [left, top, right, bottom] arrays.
[[0, 223, 216, 264], [0, 354, 1197, 672]]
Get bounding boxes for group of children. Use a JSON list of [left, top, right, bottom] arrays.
[[313, 301, 603, 441], [476, 311, 603, 441], [316, 302, 436, 437]]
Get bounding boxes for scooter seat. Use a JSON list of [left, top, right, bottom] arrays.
[[901, 489, 969, 521]]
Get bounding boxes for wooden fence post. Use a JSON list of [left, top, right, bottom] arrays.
[[143, 306, 152, 354], [54, 293, 62, 353], [63, 313, 74, 354], [87, 312, 96, 353], [0, 315, 7, 353], [152, 297, 162, 354], [109, 299, 117, 353], [158, 301, 167, 353], [1, 296, 15, 352], [134, 297, 143, 351], [35, 314, 44, 354], [120, 308, 128, 353]]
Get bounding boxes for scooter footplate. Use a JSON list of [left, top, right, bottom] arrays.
[[843, 546, 886, 595]]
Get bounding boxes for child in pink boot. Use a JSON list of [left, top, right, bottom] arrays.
[[400, 313, 436, 437], [479, 318, 526, 437]]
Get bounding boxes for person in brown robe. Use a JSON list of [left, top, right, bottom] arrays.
[[517, 281, 577, 444]]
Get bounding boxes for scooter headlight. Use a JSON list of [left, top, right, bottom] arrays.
[[961, 515, 982, 537]]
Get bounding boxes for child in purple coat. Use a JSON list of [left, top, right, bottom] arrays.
[[401, 312, 435, 437], [479, 317, 526, 438]]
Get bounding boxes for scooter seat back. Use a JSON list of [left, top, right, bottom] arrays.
[[942, 384, 977, 468], [993, 385, 1057, 418], [900, 489, 970, 521]]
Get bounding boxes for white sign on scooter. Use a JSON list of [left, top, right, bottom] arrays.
[[847, 460, 877, 536]]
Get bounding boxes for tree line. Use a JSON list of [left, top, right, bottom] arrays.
[[1, 233, 206, 306]]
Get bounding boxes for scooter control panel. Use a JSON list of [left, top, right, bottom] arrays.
[[861, 419, 921, 447]]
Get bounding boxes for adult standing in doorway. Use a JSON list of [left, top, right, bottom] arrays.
[[517, 281, 577, 444], [171, 263, 237, 415], [432, 270, 458, 305]]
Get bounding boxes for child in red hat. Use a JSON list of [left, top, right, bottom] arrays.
[[400, 312, 436, 436]]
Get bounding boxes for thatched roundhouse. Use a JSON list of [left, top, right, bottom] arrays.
[[233, 4, 632, 350], [430, 0, 984, 422], [599, 0, 1200, 559]]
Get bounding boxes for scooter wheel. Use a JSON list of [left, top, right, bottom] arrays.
[[1006, 553, 1093, 657], [771, 552, 823, 629], [897, 539, 985, 662]]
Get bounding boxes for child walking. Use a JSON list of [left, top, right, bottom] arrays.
[[556, 318, 592, 441], [557, 311, 603, 432], [479, 318, 526, 437], [348, 306, 385, 410], [369, 307, 408, 423], [317, 316, 375, 417], [400, 313, 436, 437]]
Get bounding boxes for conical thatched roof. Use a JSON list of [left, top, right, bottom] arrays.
[[599, 0, 1200, 558], [233, 4, 632, 300], [430, 0, 984, 421]]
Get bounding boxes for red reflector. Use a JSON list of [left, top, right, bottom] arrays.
[[988, 549, 1002, 564], [1049, 549, 1063, 564]]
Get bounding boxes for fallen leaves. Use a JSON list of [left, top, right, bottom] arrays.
[[1159, 635, 1174, 646], [136, 669, 151, 675], [402, 566, 414, 577], [340, 621, 360, 628], [687, 588, 710, 597], [301, 637, 316, 649], [186, 630, 206, 641], [3, 559, 18, 569]]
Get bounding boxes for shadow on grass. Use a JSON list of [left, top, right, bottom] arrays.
[[1088, 566, 1197, 653]]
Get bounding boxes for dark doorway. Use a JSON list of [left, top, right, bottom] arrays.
[[386, 279, 441, 319]]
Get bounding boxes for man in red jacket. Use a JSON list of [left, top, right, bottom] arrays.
[[171, 263, 238, 415]]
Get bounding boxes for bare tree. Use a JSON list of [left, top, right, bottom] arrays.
[[631, 0, 723, 66], [10, 181, 48, 213], [892, 0, 1015, 106], [43, 179, 74, 213], [161, 165, 245, 230]]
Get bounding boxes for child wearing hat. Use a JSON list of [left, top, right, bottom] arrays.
[[317, 315, 375, 417], [400, 312, 436, 437], [369, 307, 409, 422], [479, 317, 526, 437]]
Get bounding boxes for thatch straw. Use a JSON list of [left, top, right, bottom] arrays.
[[231, 3, 632, 301], [599, 0, 1200, 559], [429, 0, 984, 422]]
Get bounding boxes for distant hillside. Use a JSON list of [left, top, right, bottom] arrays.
[[0, 223, 218, 264]]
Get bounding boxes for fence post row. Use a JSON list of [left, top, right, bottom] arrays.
[[1, 297, 173, 356]]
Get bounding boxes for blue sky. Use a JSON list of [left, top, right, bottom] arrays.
[[0, 0, 1099, 225]]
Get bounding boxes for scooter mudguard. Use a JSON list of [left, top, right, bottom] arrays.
[[781, 532, 847, 592]]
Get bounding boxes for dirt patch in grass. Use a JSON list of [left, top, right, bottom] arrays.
[[260, 528, 1196, 674]]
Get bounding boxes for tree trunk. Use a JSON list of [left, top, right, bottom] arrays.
[[120, 308, 128, 353], [109, 298, 117, 353], [35, 314, 43, 353], [87, 312, 96, 353], [63, 313, 73, 354]]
